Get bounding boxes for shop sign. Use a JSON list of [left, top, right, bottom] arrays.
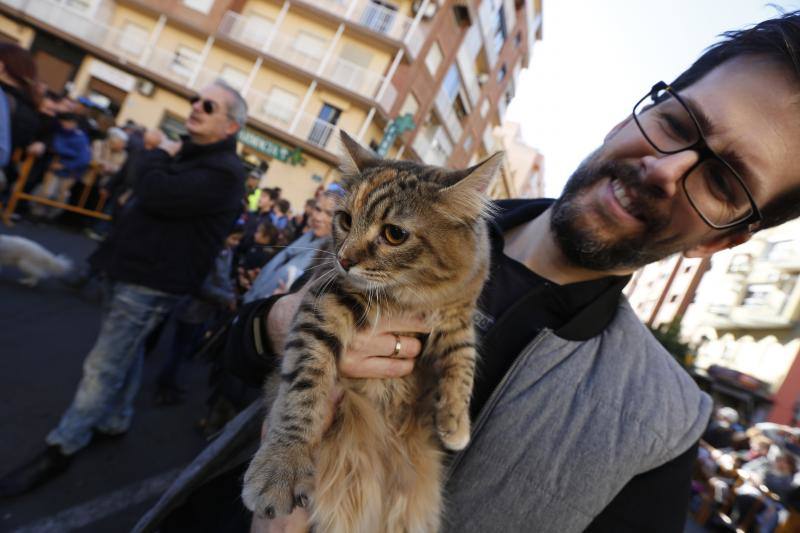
[[238, 128, 306, 166], [377, 113, 416, 156]]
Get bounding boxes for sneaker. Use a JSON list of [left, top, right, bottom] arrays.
[[0, 445, 72, 498], [83, 228, 106, 242]]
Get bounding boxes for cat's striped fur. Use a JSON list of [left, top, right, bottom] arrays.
[[242, 131, 501, 532]]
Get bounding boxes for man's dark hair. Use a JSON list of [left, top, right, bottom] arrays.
[[277, 198, 290, 214], [261, 187, 279, 201], [671, 10, 800, 231]]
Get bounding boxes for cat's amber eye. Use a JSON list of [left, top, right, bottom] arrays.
[[337, 211, 352, 231], [382, 224, 409, 245]]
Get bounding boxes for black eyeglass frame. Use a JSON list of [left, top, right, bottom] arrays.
[[190, 95, 219, 115], [632, 81, 762, 231]]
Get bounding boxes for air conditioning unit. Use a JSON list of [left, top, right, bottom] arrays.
[[136, 79, 155, 97], [412, 0, 438, 19]]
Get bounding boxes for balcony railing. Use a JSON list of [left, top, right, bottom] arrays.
[[434, 88, 463, 143], [302, 0, 414, 43], [4, 0, 348, 156], [412, 125, 452, 166], [219, 10, 395, 110], [245, 85, 340, 152]]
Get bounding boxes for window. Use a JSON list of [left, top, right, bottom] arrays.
[[264, 87, 299, 126], [492, 3, 508, 55], [332, 42, 374, 92], [309, 103, 342, 147], [220, 65, 249, 92], [292, 31, 328, 61], [453, 93, 469, 121], [361, 0, 397, 34], [453, 5, 471, 27], [497, 64, 507, 83], [399, 93, 419, 118], [241, 13, 274, 41], [463, 134, 473, 152], [514, 31, 522, 48], [116, 21, 148, 57], [669, 294, 679, 303], [425, 42, 443, 76], [442, 64, 461, 102], [169, 46, 201, 80], [182, 0, 214, 14]]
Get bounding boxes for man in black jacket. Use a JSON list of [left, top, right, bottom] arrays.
[[0, 80, 247, 497]]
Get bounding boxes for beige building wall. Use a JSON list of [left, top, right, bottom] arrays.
[[240, 0, 284, 21], [0, 14, 36, 47], [492, 122, 544, 198], [118, 88, 192, 129], [110, 5, 159, 34]]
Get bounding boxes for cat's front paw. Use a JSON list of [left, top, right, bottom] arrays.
[[242, 442, 315, 519], [435, 401, 471, 451]]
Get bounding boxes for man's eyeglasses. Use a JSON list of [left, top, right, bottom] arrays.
[[632, 81, 762, 230], [190, 96, 219, 115]]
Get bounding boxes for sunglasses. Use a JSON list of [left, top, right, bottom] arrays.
[[190, 96, 219, 115]]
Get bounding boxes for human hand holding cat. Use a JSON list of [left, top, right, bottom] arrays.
[[267, 291, 427, 379], [339, 316, 427, 379]]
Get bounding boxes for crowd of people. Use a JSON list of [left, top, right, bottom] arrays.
[[692, 407, 800, 531], [0, 42, 340, 501]]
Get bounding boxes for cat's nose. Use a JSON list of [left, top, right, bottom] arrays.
[[339, 256, 356, 271]]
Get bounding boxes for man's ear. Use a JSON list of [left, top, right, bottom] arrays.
[[604, 116, 633, 143], [684, 230, 752, 258]]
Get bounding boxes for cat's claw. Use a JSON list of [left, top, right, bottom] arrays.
[[436, 407, 471, 451], [242, 443, 315, 518]]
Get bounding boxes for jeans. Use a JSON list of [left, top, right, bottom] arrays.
[[157, 319, 206, 390], [46, 281, 180, 454]]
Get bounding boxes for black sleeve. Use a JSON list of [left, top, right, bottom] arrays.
[[222, 271, 314, 387], [222, 296, 283, 388], [584, 442, 698, 533]]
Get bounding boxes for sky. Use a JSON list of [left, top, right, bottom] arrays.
[[505, 0, 800, 197]]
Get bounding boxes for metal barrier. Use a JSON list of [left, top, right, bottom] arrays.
[[2, 154, 111, 226]]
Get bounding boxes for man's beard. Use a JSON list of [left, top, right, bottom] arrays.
[[550, 157, 679, 271]]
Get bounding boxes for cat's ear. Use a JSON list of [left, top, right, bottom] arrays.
[[339, 130, 378, 175], [440, 152, 504, 220]]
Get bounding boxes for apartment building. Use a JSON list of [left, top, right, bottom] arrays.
[[0, 0, 542, 208], [624, 255, 710, 330], [680, 218, 800, 423], [486, 120, 543, 199]]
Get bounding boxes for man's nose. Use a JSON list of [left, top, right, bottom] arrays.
[[640, 150, 701, 198]]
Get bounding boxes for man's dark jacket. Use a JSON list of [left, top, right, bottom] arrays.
[[90, 135, 245, 294]]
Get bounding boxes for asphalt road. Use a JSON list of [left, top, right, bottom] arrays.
[[0, 220, 216, 532]]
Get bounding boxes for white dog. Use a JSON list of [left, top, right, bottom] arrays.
[[0, 235, 73, 286]]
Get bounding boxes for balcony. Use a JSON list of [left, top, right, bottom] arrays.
[[4, 0, 346, 157], [434, 88, 463, 143], [412, 125, 452, 166], [300, 0, 423, 49], [219, 11, 396, 111], [245, 86, 340, 153]]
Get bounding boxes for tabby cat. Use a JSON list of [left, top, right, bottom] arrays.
[[242, 130, 501, 532]]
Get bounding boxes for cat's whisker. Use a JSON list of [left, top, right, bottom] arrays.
[[263, 245, 338, 258]]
